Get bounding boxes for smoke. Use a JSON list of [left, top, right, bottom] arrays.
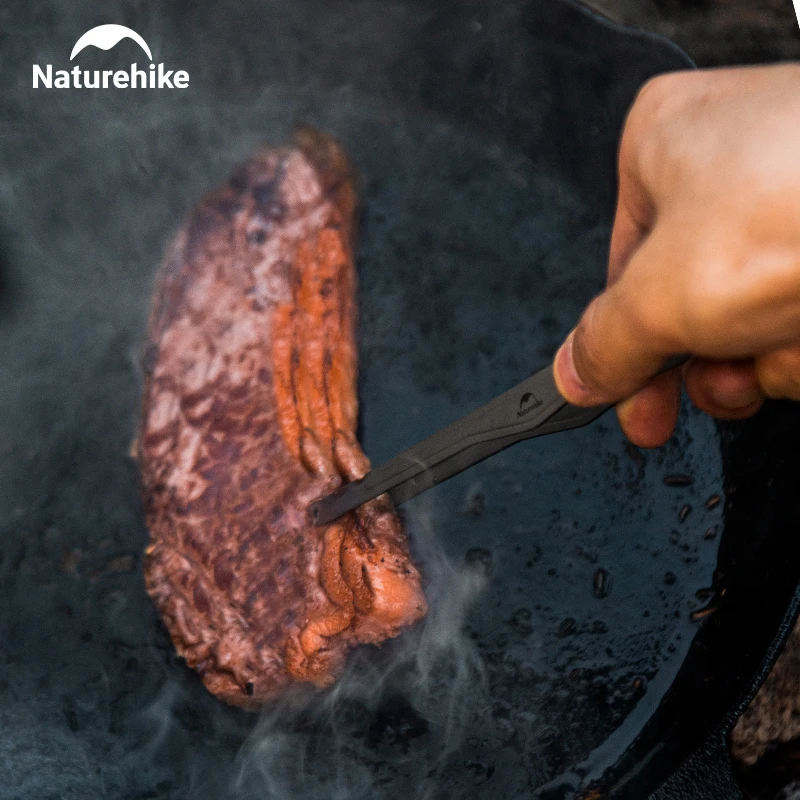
[[228, 504, 489, 800], [579, 0, 658, 25]]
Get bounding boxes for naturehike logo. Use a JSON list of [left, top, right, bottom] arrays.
[[33, 24, 189, 89], [517, 392, 543, 418]]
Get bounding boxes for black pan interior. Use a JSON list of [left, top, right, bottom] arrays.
[[1, 2, 798, 799]]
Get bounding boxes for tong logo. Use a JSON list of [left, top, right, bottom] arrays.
[[32, 24, 189, 89], [517, 392, 543, 418]]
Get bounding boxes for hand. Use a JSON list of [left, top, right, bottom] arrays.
[[553, 63, 800, 448]]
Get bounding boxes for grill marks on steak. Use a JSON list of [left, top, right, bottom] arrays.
[[138, 128, 427, 708]]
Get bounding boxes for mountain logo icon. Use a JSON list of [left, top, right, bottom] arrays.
[[70, 24, 153, 61], [517, 392, 543, 418], [33, 23, 189, 90]]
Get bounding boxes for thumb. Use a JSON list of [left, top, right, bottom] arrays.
[[553, 235, 679, 406]]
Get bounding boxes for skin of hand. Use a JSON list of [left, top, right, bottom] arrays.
[[553, 63, 800, 448]]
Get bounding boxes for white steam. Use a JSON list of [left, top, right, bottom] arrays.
[[228, 504, 489, 800]]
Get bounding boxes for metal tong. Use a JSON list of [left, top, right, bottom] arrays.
[[310, 355, 688, 526]]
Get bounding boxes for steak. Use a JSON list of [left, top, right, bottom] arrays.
[[137, 127, 427, 708]]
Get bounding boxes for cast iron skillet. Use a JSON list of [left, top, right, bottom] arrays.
[[331, 3, 800, 796], [1, 1, 799, 799]]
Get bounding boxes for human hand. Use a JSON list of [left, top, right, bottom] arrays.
[[553, 63, 800, 447]]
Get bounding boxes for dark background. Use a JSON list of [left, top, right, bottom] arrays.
[[586, 0, 800, 66]]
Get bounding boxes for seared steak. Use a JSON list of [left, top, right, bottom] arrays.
[[138, 128, 427, 708]]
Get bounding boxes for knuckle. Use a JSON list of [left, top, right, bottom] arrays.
[[625, 289, 668, 344], [624, 82, 667, 173], [757, 363, 787, 399], [757, 348, 800, 399], [631, 69, 696, 119], [627, 73, 680, 150], [632, 73, 676, 115], [573, 294, 644, 398], [571, 314, 609, 392], [680, 257, 737, 349], [617, 274, 678, 356], [624, 70, 696, 191]]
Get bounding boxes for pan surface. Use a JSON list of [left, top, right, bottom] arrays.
[[1, 2, 798, 799]]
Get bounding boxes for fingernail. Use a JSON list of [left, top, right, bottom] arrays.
[[554, 333, 596, 405], [709, 385, 762, 411]]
